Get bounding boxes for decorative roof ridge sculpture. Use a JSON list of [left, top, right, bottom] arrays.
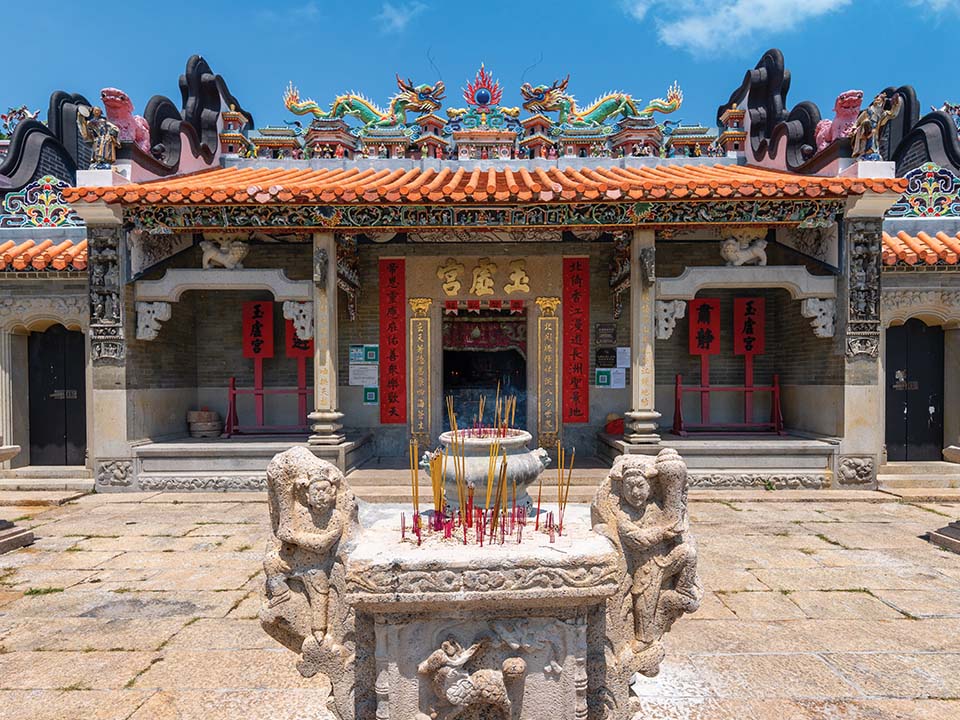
[[446, 63, 520, 129], [283, 75, 446, 135], [717, 48, 960, 177], [519, 75, 683, 130]]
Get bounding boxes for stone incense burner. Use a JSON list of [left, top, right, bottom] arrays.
[[259, 445, 701, 720], [426, 428, 550, 513]]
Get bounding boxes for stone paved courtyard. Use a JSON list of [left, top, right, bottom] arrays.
[[0, 491, 958, 719]]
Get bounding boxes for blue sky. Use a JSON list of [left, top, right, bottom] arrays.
[[2, 1, 958, 130]]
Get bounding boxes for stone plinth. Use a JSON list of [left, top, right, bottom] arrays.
[[347, 513, 619, 720], [260, 447, 701, 720]]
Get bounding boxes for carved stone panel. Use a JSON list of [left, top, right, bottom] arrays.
[[88, 226, 125, 363], [845, 218, 882, 359]]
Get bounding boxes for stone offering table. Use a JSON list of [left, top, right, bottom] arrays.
[[259, 446, 701, 720], [346, 511, 620, 719]]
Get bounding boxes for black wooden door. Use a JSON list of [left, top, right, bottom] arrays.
[[28, 325, 86, 465], [885, 319, 944, 461]]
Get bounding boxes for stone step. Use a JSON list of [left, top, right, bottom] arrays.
[[0, 521, 34, 554], [0, 465, 92, 480], [0, 477, 94, 493], [0, 489, 90, 506], [880, 461, 960, 476], [877, 475, 960, 489], [928, 522, 960, 554], [879, 487, 960, 503], [346, 471, 609, 488]]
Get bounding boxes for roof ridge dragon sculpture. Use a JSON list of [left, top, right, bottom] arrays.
[[520, 76, 683, 127], [283, 76, 445, 132]]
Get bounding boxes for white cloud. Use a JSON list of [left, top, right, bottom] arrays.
[[375, 2, 427, 33], [622, 0, 853, 55]]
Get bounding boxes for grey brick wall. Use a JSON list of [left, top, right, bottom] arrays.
[[655, 241, 843, 387]]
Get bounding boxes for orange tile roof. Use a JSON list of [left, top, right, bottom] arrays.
[[0, 238, 88, 272], [882, 230, 960, 266], [64, 164, 906, 206]]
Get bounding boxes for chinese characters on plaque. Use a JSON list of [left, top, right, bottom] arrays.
[[688, 298, 721, 356], [379, 259, 406, 424], [242, 301, 274, 359], [562, 257, 590, 423], [409, 299, 432, 442], [436, 257, 531, 297], [537, 300, 560, 438], [734, 297, 766, 356]]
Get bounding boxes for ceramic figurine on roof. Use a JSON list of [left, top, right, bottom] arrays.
[[100, 88, 151, 154], [0, 106, 39, 139], [851, 92, 903, 160], [78, 106, 121, 169], [520, 76, 682, 129], [446, 64, 520, 131], [283, 75, 445, 134]]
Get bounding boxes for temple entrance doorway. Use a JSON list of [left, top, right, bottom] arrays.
[[885, 318, 944, 461], [27, 324, 87, 465], [442, 309, 527, 431]]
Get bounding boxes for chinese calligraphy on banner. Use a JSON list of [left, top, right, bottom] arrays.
[[734, 297, 766, 355], [242, 301, 274, 359], [688, 298, 721, 356], [562, 257, 590, 423], [284, 320, 313, 358], [379, 259, 407, 424]]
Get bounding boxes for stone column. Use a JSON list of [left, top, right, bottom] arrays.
[[837, 217, 883, 487], [88, 223, 135, 490], [308, 232, 345, 445], [0, 330, 16, 468], [943, 328, 960, 463], [624, 229, 661, 445]]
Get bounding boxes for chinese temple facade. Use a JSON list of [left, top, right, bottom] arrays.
[[11, 50, 960, 493]]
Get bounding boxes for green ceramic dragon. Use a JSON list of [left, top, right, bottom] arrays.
[[519, 76, 682, 127], [283, 76, 445, 129]]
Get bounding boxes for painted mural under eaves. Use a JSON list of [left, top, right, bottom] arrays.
[[280, 65, 699, 160]]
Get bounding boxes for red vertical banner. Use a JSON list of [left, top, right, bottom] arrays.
[[733, 297, 766, 355], [284, 320, 313, 358], [688, 298, 721, 356], [562, 257, 590, 423], [379, 259, 407, 424], [242, 301, 274, 359]]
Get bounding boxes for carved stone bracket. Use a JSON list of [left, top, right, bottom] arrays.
[[313, 246, 328, 289], [800, 298, 835, 338], [88, 226, 125, 364], [135, 301, 172, 341], [655, 300, 686, 340], [282, 301, 314, 341], [845, 218, 882, 359], [638, 245, 656, 284]]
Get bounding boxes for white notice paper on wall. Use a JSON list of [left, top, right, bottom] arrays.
[[349, 364, 379, 387], [616, 347, 631, 368], [609, 368, 626, 388]]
